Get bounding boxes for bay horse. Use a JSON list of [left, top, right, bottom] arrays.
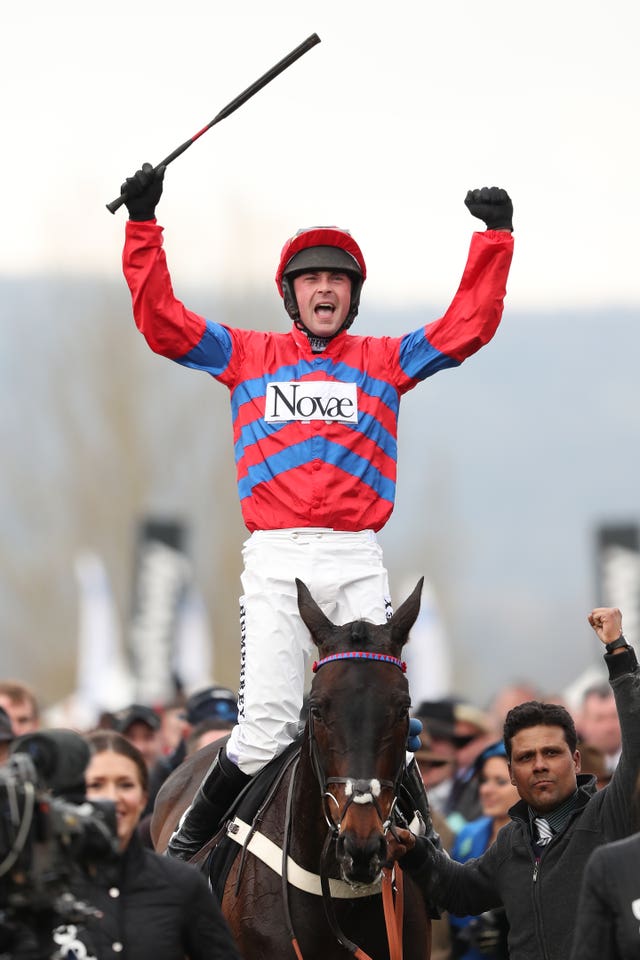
[[152, 577, 431, 960]]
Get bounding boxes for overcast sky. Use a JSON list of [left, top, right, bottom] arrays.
[[3, 0, 639, 311]]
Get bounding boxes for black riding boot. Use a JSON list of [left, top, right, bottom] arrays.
[[166, 746, 251, 862], [400, 757, 441, 849]]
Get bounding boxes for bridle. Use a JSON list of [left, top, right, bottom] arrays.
[[309, 651, 408, 834], [286, 650, 409, 959]]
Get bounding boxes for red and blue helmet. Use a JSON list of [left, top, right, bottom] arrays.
[[275, 226, 367, 330]]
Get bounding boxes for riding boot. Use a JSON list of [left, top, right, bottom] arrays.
[[166, 746, 251, 862], [400, 757, 441, 849]]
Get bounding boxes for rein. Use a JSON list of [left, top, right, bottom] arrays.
[[319, 828, 405, 960], [278, 747, 405, 960]]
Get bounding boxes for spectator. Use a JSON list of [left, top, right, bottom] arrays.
[[569, 774, 640, 960], [412, 722, 457, 798], [159, 695, 188, 756], [118, 163, 514, 861], [182, 686, 239, 729], [0, 680, 40, 736], [415, 698, 495, 830], [486, 682, 541, 737], [134, 687, 240, 847], [447, 702, 499, 830], [55, 729, 243, 959], [147, 686, 238, 806], [0, 707, 15, 764], [186, 718, 236, 756], [413, 701, 459, 815], [578, 743, 611, 791], [577, 681, 621, 775], [389, 606, 640, 960], [449, 742, 519, 959], [114, 704, 163, 771]]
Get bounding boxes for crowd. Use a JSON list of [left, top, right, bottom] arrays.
[[1, 610, 638, 960]]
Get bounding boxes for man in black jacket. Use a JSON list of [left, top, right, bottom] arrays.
[[389, 606, 640, 960]]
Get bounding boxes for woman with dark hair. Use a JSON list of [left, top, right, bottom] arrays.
[[54, 730, 242, 960]]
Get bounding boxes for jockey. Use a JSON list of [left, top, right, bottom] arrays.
[[119, 164, 514, 859]]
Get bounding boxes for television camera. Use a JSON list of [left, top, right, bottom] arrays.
[[0, 729, 118, 960]]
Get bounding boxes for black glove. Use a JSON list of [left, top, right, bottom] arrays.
[[121, 162, 165, 221], [464, 186, 513, 231]]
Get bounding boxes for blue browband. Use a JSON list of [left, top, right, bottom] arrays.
[[312, 652, 407, 673]]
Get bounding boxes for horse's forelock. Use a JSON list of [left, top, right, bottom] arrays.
[[350, 620, 372, 647], [317, 618, 398, 658]]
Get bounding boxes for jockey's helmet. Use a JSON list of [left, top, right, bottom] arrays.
[[275, 226, 367, 331]]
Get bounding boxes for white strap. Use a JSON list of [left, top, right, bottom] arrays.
[[226, 817, 382, 899]]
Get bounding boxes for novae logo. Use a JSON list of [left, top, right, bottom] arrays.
[[264, 381, 359, 423]]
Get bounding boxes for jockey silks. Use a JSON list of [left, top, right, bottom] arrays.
[[123, 222, 513, 536]]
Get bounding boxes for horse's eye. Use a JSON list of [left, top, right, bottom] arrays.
[[309, 705, 322, 722]]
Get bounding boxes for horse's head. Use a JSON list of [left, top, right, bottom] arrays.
[[296, 577, 423, 887]]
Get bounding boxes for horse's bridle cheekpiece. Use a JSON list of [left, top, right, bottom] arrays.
[[312, 651, 407, 672]]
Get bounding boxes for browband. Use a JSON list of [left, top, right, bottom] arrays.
[[312, 652, 407, 673]]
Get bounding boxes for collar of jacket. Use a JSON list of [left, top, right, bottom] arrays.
[[290, 322, 349, 356]]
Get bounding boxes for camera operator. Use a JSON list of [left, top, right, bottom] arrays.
[[0, 708, 14, 765], [0, 728, 119, 960]]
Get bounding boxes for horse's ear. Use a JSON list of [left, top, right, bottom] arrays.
[[388, 577, 424, 649], [296, 578, 336, 649]]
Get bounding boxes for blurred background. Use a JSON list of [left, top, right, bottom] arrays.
[[1, 0, 639, 721]]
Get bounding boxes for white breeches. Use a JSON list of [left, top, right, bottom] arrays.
[[225, 528, 392, 775]]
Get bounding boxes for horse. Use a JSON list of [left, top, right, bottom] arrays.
[[151, 577, 431, 960]]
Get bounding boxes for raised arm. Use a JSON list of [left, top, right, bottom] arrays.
[[120, 164, 233, 373], [396, 188, 514, 387], [590, 607, 640, 840]]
